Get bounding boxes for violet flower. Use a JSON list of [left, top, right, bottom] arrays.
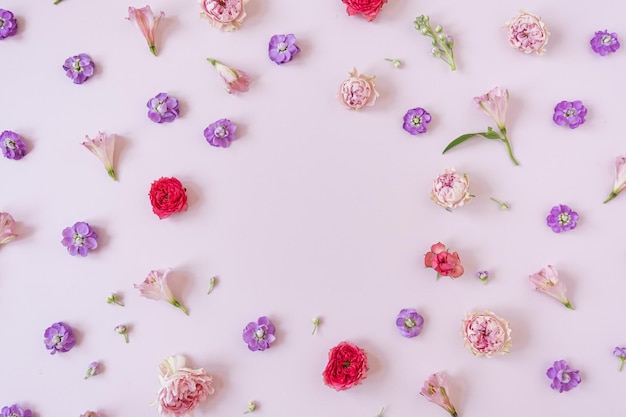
[[0, 9, 18, 40], [553, 100, 587, 129], [84, 361, 100, 379], [546, 360, 581, 393], [476, 270, 489, 284], [590, 30, 620, 56], [127, 5, 164, 56], [206, 58, 250, 94], [63, 53, 95, 84], [0, 212, 18, 245], [1, 404, 32, 417], [147, 93, 179, 123], [1, 130, 27, 160], [243, 316, 276, 351], [395, 308, 424, 338], [82, 131, 117, 181], [546, 204, 578, 233], [268, 34, 300, 64], [134, 269, 189, 315], [614, 347, 626, 371], [204, 118, 237, 148], [420, 372, 458, 417], [44, 322, 75, 354], [61, 221, 98, 256], [402, 107, 431, 135]]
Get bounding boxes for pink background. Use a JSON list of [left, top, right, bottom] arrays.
[[1, 0, 626, 415]]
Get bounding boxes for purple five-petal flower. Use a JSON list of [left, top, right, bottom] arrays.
[[204, 118, 237, 148], [553, 100, 587, 129], [402, 107, 431, 135], [43, 322, 76, 355], [546, 360, 581, 393], [590, 30, 620, 56], [0, 9, 18, 40], [147, 92, 179, 123], [395, 308, 424, 338], [268, 34, 300, 65], [61, 221, 98, 256], [242, 316, 276, 351], [63, 53, 95, 84], [1, 404, 32, 417], [546, 204, 578, 233], [1, 130, 27, 160]]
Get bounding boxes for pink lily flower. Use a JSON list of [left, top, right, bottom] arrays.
[[529, 265, 574, 310], [82, 132, 117, 181], [134, 269, 189, 315], [0, 212, 18, 245], [420, 372, 458, 417], [604, 156, 626, 203], [474, 86, 508, 131], [127, 5, 164, 56], [206, 58, 250, 94]]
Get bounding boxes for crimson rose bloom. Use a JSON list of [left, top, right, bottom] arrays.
[[424, 242, 464, 279], [149, 177, 188, 219], [322, 341, 368, 391], [342, 0, 388, 21]]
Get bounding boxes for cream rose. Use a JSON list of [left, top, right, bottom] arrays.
[[339, 68, 379, 110], [505, 10, 549, 55], [430, 167, 472, 210], [462, 311, 512, 358]]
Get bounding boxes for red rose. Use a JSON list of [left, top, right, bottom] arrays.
[[424, 242, 464, 279], [149, 177, 188, 219], [322, 341, 368, 391], [341, 0, 388, 21]]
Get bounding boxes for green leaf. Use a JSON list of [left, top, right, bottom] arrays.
[[442, 133, 478, 154], [478, 131, 501, 139]]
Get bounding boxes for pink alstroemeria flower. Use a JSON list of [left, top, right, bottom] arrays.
[[475, 86, 508, 131], [206, 58, 250, 94], [127, 5, 164, 56], [134, 269, 189, 315], [604, 156, 626, 203], [420, 372, 458, 417], [0, 212, 18, 245], [529, 265, 574, 310], [82, 132, 117, 181]]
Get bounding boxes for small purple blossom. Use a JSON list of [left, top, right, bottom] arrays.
[[402, 107, 431, 135], [546, 360, 581, 393], [147, 92, 179, 123], [476, 270, 489, 284], [84, 361, 100, 379], [243, 316, 276, 351], [1, 130, 27, 160], [614, 347, 626, 371], [115, 325, 129, 343], [204, 118, 237, 148], [590, 30, 620, 56], [268, 34, 300, 64], [63, 53, 95, 84], [0, 9, 18, 40], [395, 308, 424, 338], [546, 204, 578, 233], [553, 100, 587, 129], [61, 221, 98, 256], [44, 322, 75, 354], [1, 404, 32, 417]]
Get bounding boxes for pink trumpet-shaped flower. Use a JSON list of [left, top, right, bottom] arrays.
[[604, 156, 626, 203], [134, 269, 189, 315], [420, 372, 458, 417], [0, 212, 18, 245], [206, 58, 250, 94], [529, 265, 574, 309], [127, 5, 164, 56], [474, 86, 508, 130], [82, 132, 117, 181]]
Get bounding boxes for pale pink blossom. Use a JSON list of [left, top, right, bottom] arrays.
[[462, 311, 512, 357], [505, 10, 549, 55], [0, 212, 18, 245], [134, 269, 189, 315], [156, 354, 215, 417], [420, 372, 458, 417], [206, 58, 250, 94], [604, 156, 626, 203], [431, 167, 472, 210], [529, 265, 574, 309], [475, 87, 508, 130], [339, 68, 379, 110], [79, 412, 104, 417], [127, 5, 165, 56], [198, 0, 248, 31], [82, 131, 117, 181]]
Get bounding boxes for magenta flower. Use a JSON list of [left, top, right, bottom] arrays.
[[147, 93, 179, 123], [553, 100, 587, 129], [243, 316, 276, 351], [1, 404, 32, 417], [590, 30, 620, 56], [63, 53, 95, 84], [0, 212, 18, 245], [268, 34, 300, 64], [402, 107, 431, 135], [44, 322, 75, 354], [395, 308, 424, 338], [529, 265, 574, 310], [546, 204, 578, 233], [134, 269, 189, 315], [420, 372, 458, 417], [127, 5, 164, 56], [546, 360, 581, 393], [604, 156, 626, 203], [206, 58, 250, 94], [82, 131, 117, 181], [61, 221, 98, 256], [204, 118, 237, 148], [0, 9, 18, 40], [1, 130, 27, 160]]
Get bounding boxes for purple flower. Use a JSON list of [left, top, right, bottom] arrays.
[[43, 322, 75, 354], [614, 347, 626, 371], [243, 316, 276, 351], [84, 361, 100, 379], [268, 34, 300, 65], [402, 107, 432, 135], [204, 118, 237, 148], [63, 53, 95, 84], [61, 221, 98, 256], [0, 9, 18, 40], [553, 100, 587, 129], [476, 270, 489, 284], [590, 30, 620, 56], [546, 204, 578, 233], [1, 405, 32, 417], [546, 360, 581, 392], [1, 130, 27, 160], [395, 308, 424, 338], [147, 92, 179, 123]]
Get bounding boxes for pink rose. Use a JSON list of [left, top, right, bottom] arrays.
[[341, 0, 388, 22], [505, 10, 549, 55], [199, 0, 248, 31], [424, 242, 464, 279], [339, 68, 379, 110], [462, 311, 512, 358], [431, 167, 472, 210]]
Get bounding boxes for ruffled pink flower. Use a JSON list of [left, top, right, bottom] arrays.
[[462, 311, 512, 357], [0, 212, 18, 245], [475, 87, 508, 130], [127, 5, 164, 56], [156, 354, 215, 417], [424, 242, 464, 279], [82, 131, 117, 181], [431, 167, 472, 210], [79, 411, 104, 417], [339, 68, 379, 110], [529, 265, 574, 309], [420, 372, 458, 417], [198, 0, 248, 31], [505, 10, 549, 55], [604, 156, 626, 203], [134, 269, 189, 315], [206, 58, 250, 94]]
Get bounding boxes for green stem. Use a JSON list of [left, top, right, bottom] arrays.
[[604, 191, 618, 204], [54, 0, 63, 4], [123, 333, 129, 343], [149, 45, 157, 57], [207, 58, 217, 66], [563, 301, 575, 310], [172, 299, 189, 315], [501, 133, 519, 166], [619, 359, 625, 372], [107, 168, 117, 181]]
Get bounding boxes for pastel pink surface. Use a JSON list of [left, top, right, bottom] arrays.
[[1, 0, 626, 416]]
